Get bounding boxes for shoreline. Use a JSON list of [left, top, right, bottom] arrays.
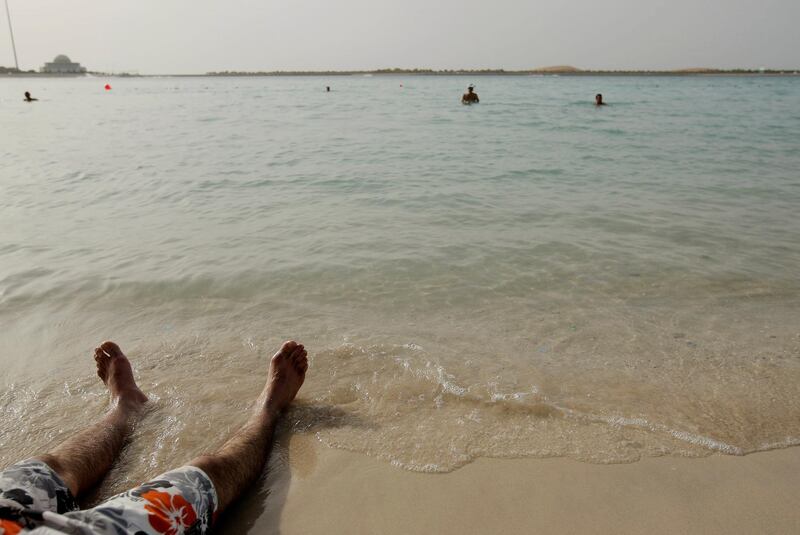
[[220, 443, 800, 534]]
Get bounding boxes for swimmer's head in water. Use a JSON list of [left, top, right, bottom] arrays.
[[596, 93, 603, 104], [24, 91, 30, 98], [468, 85, 475, 93]]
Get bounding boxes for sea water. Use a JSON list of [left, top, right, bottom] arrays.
[[1, 75, 799, 488]]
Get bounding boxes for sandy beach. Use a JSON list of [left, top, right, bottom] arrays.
[[219, 440, 800, 534]]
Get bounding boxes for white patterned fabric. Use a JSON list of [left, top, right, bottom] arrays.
[[0, 460, 217, 535]]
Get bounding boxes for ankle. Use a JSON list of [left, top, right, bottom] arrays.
[[113, 391, 147, 412], [253, 397, 282, 424]]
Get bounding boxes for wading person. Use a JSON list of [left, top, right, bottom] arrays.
[[0, 340, 308, 534], [462, 85, 479, 104]]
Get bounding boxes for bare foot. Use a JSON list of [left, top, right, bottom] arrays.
[[261, 340, 308, 416], [94, 341, 148, 406]]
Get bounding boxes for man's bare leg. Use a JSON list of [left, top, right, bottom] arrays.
[[189, 340, 308, 513], [36, 341, 148, 497]]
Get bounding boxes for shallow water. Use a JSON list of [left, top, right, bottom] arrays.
[[1, 75, 799, 491]]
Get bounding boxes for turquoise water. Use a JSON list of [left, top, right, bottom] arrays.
[[1, 75, 799, 479]]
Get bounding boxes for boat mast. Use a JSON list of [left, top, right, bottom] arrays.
[[4, 0, 19, 70]]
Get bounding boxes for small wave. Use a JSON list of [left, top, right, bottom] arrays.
[[571, 411, 746, 455]]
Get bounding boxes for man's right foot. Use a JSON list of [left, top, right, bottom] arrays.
[[94, 341, 148, 406], [262, 341, 308, 415]]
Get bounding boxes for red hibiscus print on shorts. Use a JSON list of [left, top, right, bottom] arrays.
[[0, 519, 22, 535], [142, 489, 198, 535]]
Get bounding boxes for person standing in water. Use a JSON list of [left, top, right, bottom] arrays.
[[462, 85, 479, 104], [595, 93, 606, 106], [23, 91, 37, 102]]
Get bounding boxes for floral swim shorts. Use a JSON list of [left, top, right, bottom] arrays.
[[0, 460, 217, 534]]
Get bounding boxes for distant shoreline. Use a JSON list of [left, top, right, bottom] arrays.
[[3, 67, 800, 78], [203, 68, 800, 77]]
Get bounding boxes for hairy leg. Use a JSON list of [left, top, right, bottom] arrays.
[[189, 340, 308, 513], [36, 341, 148, 497]]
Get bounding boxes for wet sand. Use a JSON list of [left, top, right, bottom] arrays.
[[221, 441, 800, 534]]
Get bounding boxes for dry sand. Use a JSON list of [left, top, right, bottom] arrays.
[[218, 439, 800, 534]]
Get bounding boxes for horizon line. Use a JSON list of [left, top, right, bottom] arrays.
[[3, 65, 800, 77]]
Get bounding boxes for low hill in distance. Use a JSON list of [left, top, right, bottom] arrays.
[[204, 67, 798, 77], [534, 66, 582, 73]]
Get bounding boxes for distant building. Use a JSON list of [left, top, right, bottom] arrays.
[[40, 55, 87, 74]]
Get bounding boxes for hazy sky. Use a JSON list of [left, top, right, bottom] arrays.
[[2, 0, 798, 74]]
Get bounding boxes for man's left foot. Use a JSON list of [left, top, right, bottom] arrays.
[[262, 341, 308, 416], [94, 341, 148, 406]]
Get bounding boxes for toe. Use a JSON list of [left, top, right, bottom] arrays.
[[273, 341, 297, 362], [100, 341, 122, 358], [290, 351, 305, 368], [281, 340, 298, 353], [95, 347, 111, 366], [95, 349, 109, 382], [293, 350, 308, 372]]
